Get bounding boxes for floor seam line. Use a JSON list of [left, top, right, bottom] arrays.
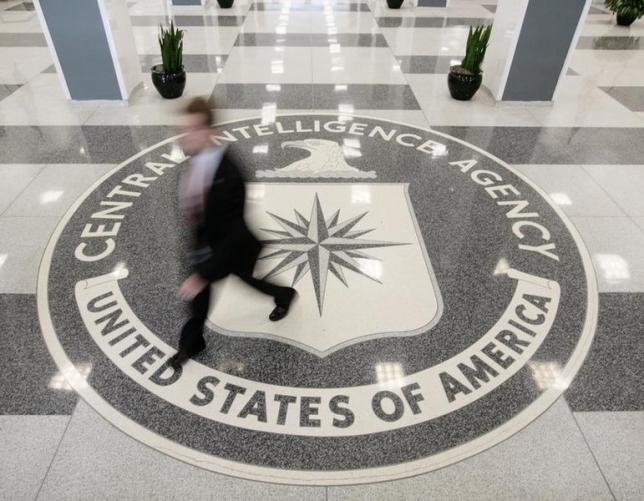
[[569, 406, 619, 501], [32, 412, 74, 501], [0, 164, 47, 218], [580, 163, 639, 220]]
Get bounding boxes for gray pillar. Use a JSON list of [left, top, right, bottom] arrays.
[[35, 0, 141, 101], [417, 0, 447, 6], [172, 0, 206, 5], [483, 0, 591, 102]]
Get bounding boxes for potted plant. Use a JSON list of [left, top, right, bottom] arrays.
[[151, 22, 186, 99], [448, 24, 492, 101], [605, 0, 644, 26], [387, 0, 404, 8], [217, 0, 234, 7]]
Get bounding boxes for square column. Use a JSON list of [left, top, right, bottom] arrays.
[[35, 0, 141, 101], [172, 0, 208, 5], [483, 0, 591, 102], [417, 0, 448, 6]]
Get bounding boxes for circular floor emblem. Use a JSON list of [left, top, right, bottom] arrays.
[[39, 115, 598, 485]]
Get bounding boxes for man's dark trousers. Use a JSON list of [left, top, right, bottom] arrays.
[[178, 241, 294, 355]]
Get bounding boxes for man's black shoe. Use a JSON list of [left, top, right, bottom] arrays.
[[168, 345, 205, 370], [168, 350, 189, 370], [270, 288, 296, 321]]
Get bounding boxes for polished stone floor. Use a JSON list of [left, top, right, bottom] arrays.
[[1, 0, 643, 499]]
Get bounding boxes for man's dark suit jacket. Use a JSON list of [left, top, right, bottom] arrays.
[[192, 152, 261, 282]]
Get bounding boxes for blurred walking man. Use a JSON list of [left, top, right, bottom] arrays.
[[169, 98, 296, 369]]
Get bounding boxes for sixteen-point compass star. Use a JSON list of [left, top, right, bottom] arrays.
[[259, 194, 407, 314]]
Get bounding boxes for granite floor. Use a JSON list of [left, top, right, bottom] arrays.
[[0, 0, 643, 499]]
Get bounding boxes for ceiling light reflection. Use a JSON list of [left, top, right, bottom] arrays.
[[261, 103, 277, 124], [112, 261, 128, 278], [595, 253, 630, 283], [343, 138, 361, 149], [271, 60, 284, 74], [493, 257, 511, 276], [168, 143, 188, 163], [376, 362, 405, 387], [528, 361, 569, 391], [49, 363, 92, 391], [429, 143, 448, 158], [359, 259, 382, 279], [247, 185, 266, 201], [549, 192, 572, 206], [40, 190, 64, 205], [351, 185, 371, 204], [343, 146, 362, 158]]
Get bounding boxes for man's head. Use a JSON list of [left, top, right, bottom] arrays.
[[179, 97, 215, 156]]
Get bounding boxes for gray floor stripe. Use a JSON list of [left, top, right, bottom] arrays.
[[130, 15, 246, 26], [577, 36, 642, 50], [565, 292, 644, 412], [396, 55, 461, 74], [0, 294, 78, 415], [600, 86, 644, 112], [250, 2, 369, 10], [139, 54, 228, 73], [376, 17, 490, 28], [0, 32, 47, 47], [211, 83, 420, 110], [0, 84, 22, 102], [234, 33, 388, 47], [2, 125, 644, 164], [432, 126, 644, 164], [5, 1, 35, 11]]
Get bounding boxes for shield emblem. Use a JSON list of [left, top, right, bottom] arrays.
[[208, 137, 442, 356], [208, 182, 443, 356]]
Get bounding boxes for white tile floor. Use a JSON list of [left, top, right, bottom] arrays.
[[584, 165, 644, 217], [220, 47, 313, 83], [381, 26, 469, 55], [0, 164, 45, 214], [575, 412, 644, 501], [36, 401, 327, 501], [0, 47, 52, 84], [0, 74, 99, 126], [2, 164, 115, 217], [512, 164, 627, 218], [329, 400, 614, 501], [570, 217, 644, 293], [85, 74, 220, 126], [0, 216, 63, 293], [0, 416, 71, 501]]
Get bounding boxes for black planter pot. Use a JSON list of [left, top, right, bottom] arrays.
[[217, 0, 234, 7], [151, 64, 186, 99], [448, 65, 483, 101], [616, 12, 637, 26], [387, 0, 404, 8]]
